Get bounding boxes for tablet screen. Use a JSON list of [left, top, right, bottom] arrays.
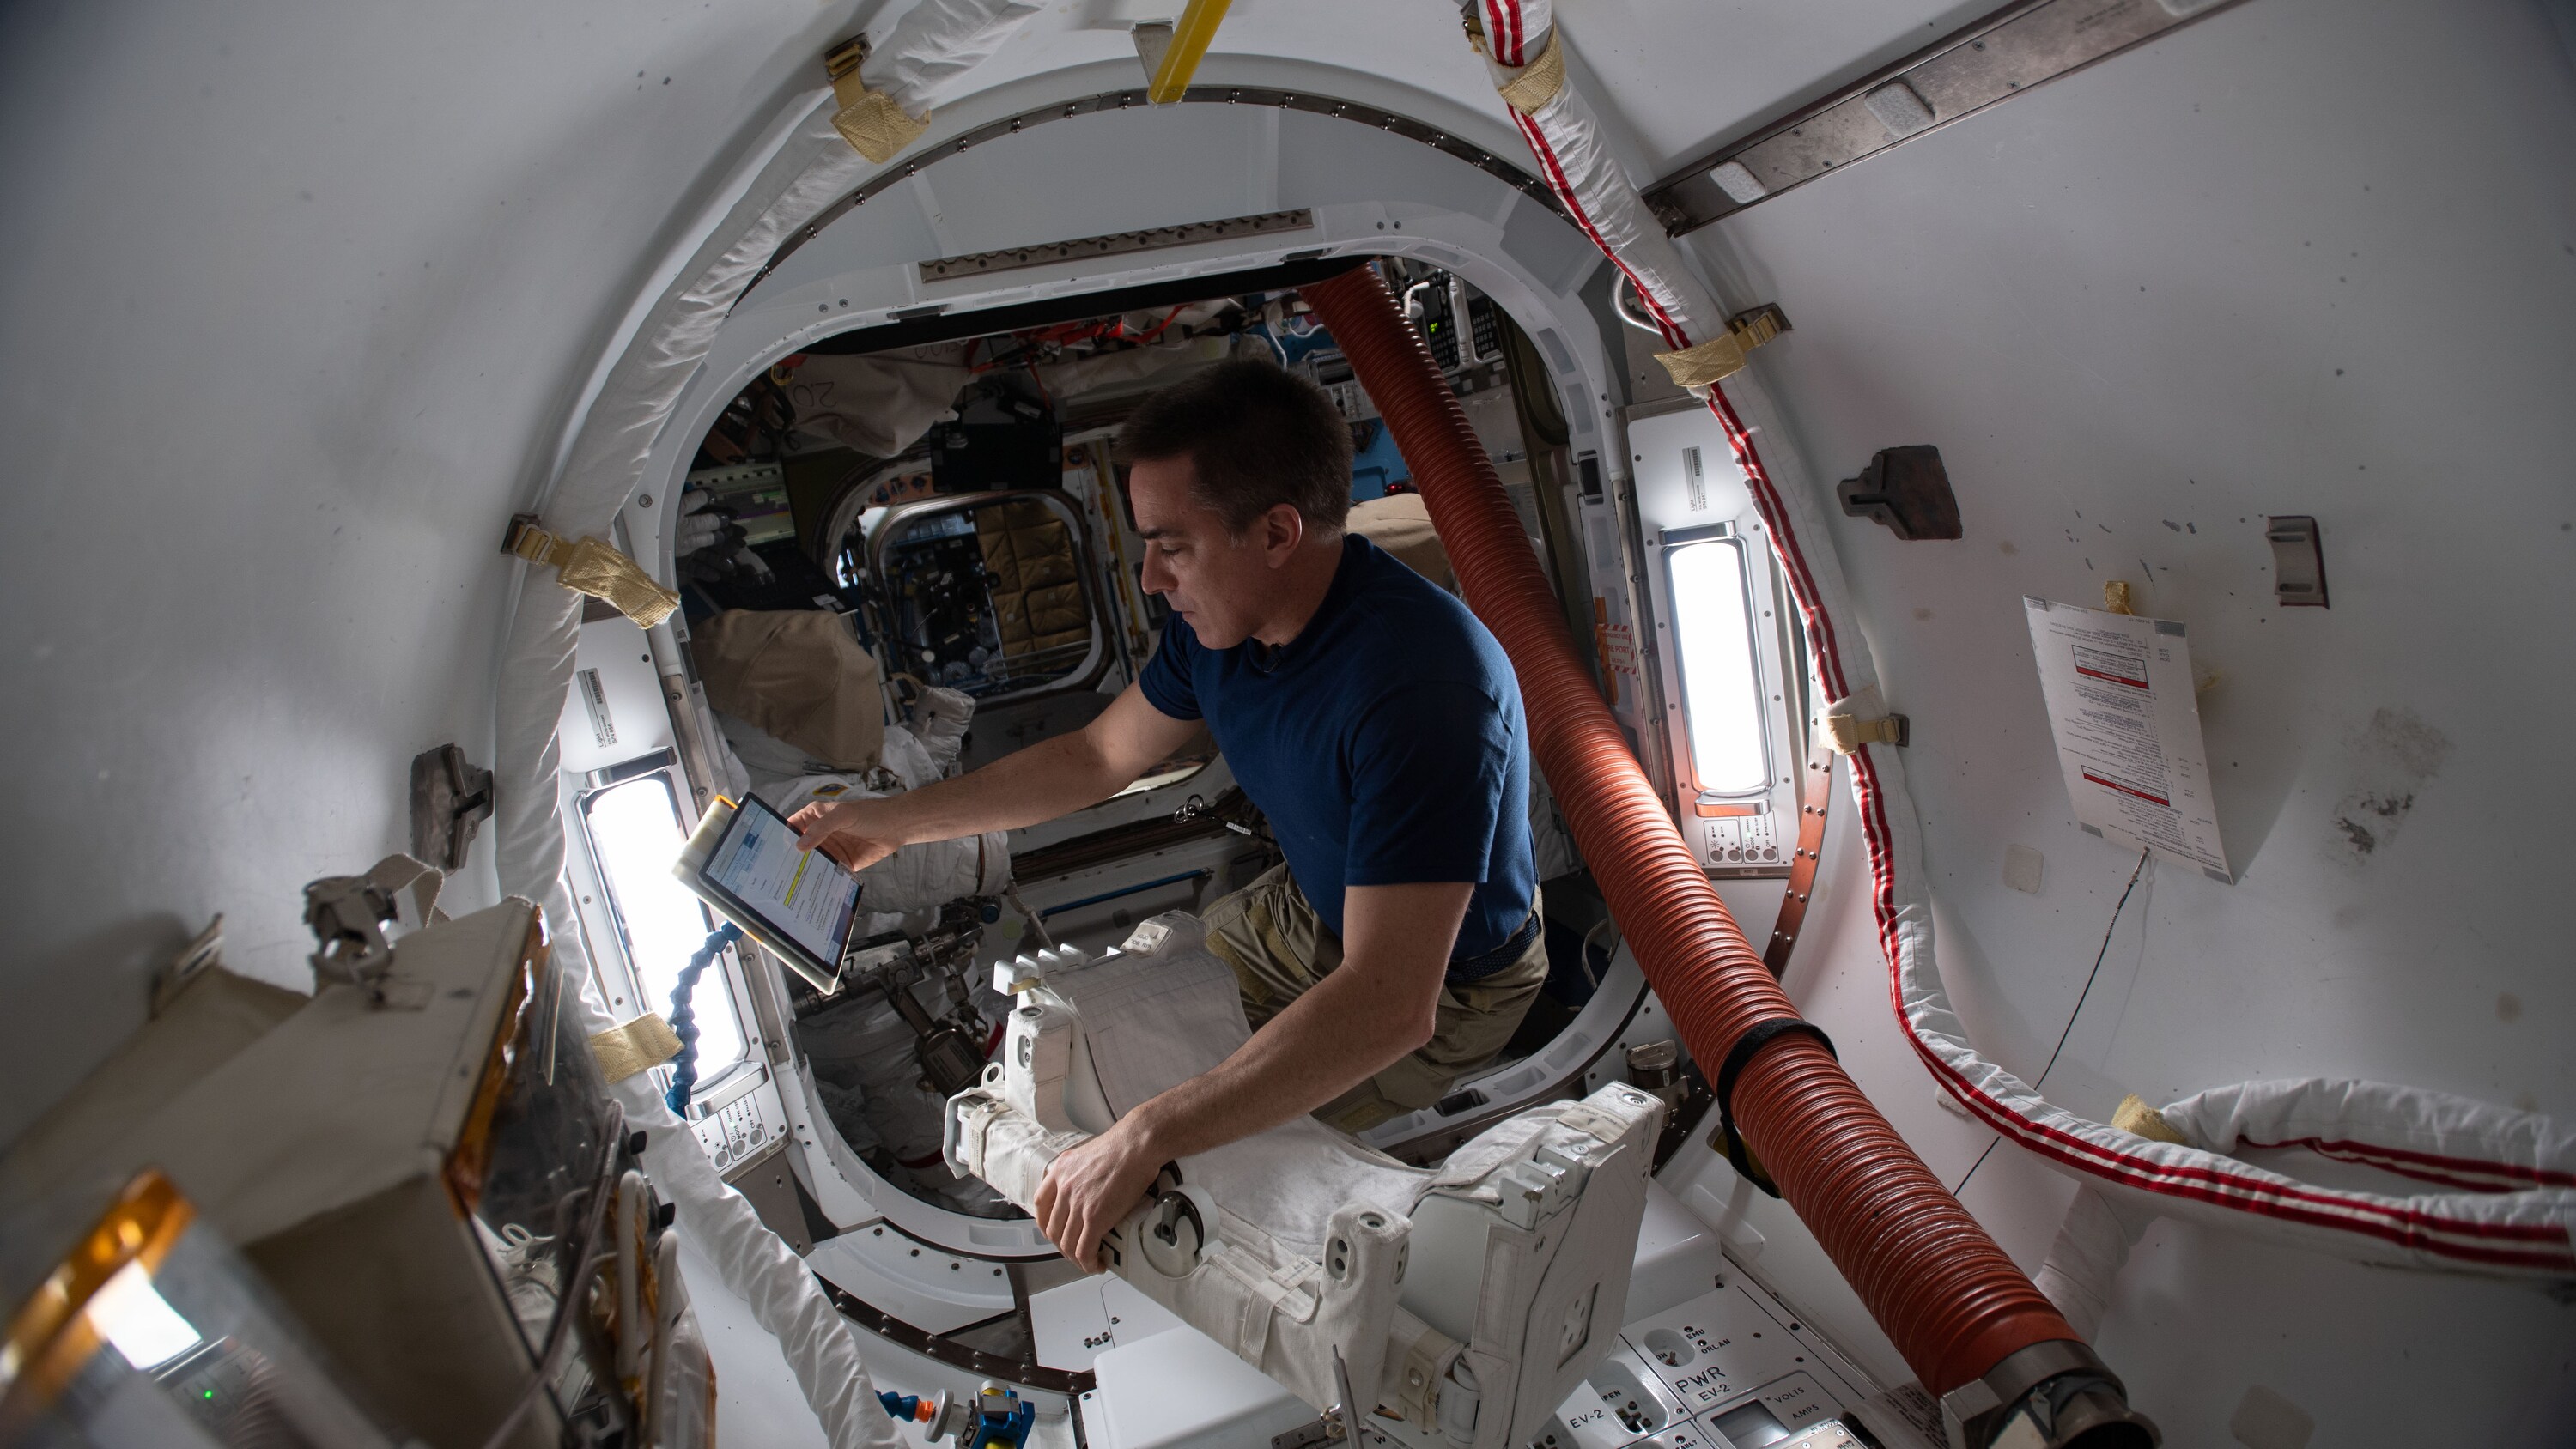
[[702, 795, 862, 969]]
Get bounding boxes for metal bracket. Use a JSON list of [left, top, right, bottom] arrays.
[[741, 88, 1571, 301], [500, 512, 550, 559], [150, 915, 227, 1018], [1643, 0, 2257, 236], [2265, 514, 2328, 608], [1838, 445, 1960, 541], [1729, 301, 1791, 349], [1271, 1420, 1340, 1449], [410, 743, 495, 870], [1939, 1340, 2158, 1449], [1268, 1347, 1381, 1448], [1622, 286, 1792, 388], [820, 33, 868, 82], [303, 876, 399, 988], [1132, 21, 1175, 85], [917, 209, 1314, 282]]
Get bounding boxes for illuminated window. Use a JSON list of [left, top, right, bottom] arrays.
[[87, 1262, 202, 1371], [1662, 524, 1771, 800], [581, 773, 746, 1078]]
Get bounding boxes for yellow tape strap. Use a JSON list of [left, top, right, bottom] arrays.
[[1652, 330, 1751, 390], [2112, 1094, 2190, 1145], [1652, 306, 1792, 390], [505, 519, 680, 628], [831, 74, 931, 164], [1823, 712, 1909, 755], [556, 536, 680, 627], [1495, 29, 1565, 115], [590, 1014, 683, 1084]]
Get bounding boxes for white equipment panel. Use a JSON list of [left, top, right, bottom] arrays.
[[1072, 1205, 1927, 1449], [1529, 1269, 1885, 1449], [556, 613, 677, 777]]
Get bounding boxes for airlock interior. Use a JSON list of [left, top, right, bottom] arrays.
[[552, 246, 1805, 1375], [533, 76, 1839, 1393], [675, 263, 1628, 1209]]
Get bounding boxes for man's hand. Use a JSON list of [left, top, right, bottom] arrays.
[[1033, 1117, 1166, 1274], [1024, 883, 1474, 1273], [788, 797, 908, 871], [780, 683, 1200, 873]]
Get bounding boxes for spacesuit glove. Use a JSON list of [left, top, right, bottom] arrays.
[[676, 487, 727, 555]]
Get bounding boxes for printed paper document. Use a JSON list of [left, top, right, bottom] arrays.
[[2024, 597, 2231, 881]]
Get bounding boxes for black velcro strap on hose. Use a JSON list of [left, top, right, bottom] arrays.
[[1711, 1017, 1837, 1198]]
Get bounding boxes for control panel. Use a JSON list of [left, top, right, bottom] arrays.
[[1696, 812, 1780, 869], [1530, 1270, 1930, 1449], [688, 1064, 789, 1179]]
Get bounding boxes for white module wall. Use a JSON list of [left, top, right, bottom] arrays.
[[1661, 1, 2576, 1443]]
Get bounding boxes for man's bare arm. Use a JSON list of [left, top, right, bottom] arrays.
[[793, 683, 1200, 868], [1033, 881, 1471, 1269]]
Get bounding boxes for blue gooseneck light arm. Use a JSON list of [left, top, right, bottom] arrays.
[[664, 921, 744, 1116]]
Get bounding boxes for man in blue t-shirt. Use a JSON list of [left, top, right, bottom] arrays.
[[790, 359, 1543, 1271]]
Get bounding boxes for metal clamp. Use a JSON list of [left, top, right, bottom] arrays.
[[1837, 445, 1959, 541], [1271, 1345, 1382, 1448], [303, 876, 399, 987], [2265, 514, 2328, 608], [410, 743, 494, 871], [1940, 1339, 2160, 1449], [1137, 1175, 1214, 1279]]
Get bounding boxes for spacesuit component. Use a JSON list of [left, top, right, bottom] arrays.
[[945, 915, 1664, 1449]]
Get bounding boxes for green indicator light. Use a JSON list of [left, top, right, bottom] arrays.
[[202, 1390, 216, 1400]]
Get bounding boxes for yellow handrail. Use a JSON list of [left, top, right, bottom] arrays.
[[1147, 0, 1233, 105]]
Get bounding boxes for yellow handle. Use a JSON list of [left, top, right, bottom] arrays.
[[1148, 0, 1233, 104]]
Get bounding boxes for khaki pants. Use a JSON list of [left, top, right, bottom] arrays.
[[1202, 863, 1547, 1132]]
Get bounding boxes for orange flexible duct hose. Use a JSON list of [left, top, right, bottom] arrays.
[[1302, 266, 2079, 1397]]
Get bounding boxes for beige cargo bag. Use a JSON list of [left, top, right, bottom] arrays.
[[690, 609, 885, 770], [976, 499, 1091, 664], [1349, 492, 1456, 591]]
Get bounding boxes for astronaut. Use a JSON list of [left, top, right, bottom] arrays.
[[791, 359, 1544, 1269]]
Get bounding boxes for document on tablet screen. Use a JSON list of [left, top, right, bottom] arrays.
[[705, 801, 861, 965]]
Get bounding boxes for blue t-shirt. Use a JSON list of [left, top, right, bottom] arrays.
[[1139, 534, 1535, 971]]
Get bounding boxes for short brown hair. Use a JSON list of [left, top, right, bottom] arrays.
[[1115, 357, 1352, 533]]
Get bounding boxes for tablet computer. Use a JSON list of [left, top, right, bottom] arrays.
[[672, 793, 864, 991]]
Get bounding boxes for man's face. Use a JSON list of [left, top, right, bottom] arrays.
[[1127, 454, 1301, 649]]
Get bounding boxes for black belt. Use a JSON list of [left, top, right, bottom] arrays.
[[1446, 910, 1542, 983], [1710, 1018, 1837, 1198]]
